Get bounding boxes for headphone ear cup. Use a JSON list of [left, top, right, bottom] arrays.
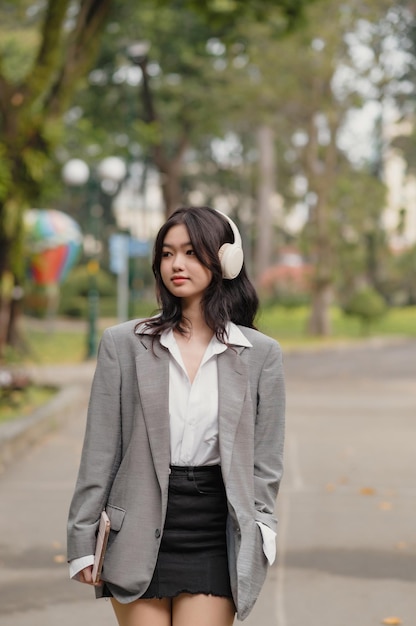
[[218, 242, 244, 279]]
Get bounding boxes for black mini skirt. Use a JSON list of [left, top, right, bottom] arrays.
[[141, 464, 232, 600]]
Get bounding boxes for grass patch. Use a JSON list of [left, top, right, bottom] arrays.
[[15, 300, 159, 365], [0, 385, 56, 424], [4, 304, 415, 367], [375, 306, 416, 336], [22, 329, 87, 364], [257, 305, 416, 347]]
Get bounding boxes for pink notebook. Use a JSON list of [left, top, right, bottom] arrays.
[[92, 511, 110, 583]]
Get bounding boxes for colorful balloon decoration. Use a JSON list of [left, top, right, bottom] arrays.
[[24, 209, 83, 285]]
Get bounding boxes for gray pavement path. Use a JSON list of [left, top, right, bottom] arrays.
[[0, 339, 415, 625], [278, 340, 416, 626]]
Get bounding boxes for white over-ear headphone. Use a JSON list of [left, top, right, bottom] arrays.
[[216, 210, 244, 279]]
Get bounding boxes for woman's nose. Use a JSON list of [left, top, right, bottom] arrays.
[[172, 253, 185, 270]]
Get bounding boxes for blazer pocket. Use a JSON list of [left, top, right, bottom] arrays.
[[105, 504, 126, 532]]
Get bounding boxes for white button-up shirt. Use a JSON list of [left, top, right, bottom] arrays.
[[159, 323, 251, 466]]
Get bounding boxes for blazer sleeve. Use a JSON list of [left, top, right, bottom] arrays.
[[67, 328, 122, 561], [253, 340, 285, 531]]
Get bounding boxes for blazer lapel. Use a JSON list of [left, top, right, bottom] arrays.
[[135, 335, 170, 488], [218, 346, 248, 480]]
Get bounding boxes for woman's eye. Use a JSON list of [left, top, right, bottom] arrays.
[[186, 249, 195, 256], [162, 251, 172, 258]]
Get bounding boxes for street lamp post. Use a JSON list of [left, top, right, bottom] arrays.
[[62, 156, 126, 358], [126, 40, 151, 69]]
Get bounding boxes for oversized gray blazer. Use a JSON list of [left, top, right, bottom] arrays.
[[67, 319, 285, 621]]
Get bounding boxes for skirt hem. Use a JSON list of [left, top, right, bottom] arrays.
[[141, 590, 233, 600]]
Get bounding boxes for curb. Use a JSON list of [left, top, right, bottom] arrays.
[[0, 384, 87, 474]]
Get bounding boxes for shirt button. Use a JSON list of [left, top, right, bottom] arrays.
[[155, 528, 161, 539]]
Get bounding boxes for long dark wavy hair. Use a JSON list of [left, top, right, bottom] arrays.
[[138, 206, 259, 343]]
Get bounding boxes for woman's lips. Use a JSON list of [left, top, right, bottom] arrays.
[[171, 276, 188, 284]]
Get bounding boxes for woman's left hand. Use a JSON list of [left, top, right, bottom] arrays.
[[78, 565, 101, 586]]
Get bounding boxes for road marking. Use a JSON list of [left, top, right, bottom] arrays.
[[274, 433, 305, 626], [288, 434, 305, 492], [275, 432, 305, 625], [276, 488, 290, 626]]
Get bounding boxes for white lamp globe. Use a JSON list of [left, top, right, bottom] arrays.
[[62, 159, 90, 186], [127, 41, 151, 65], [97, 157, 127, 184]]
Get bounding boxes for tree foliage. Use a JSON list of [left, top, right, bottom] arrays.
[[105, 0, 403, 337], [0, 0, 113, 353], [212, 0, 395, 334], [1, 0, 412, 351], [0, 0, 311, 354], [62, 0, 313, 215]]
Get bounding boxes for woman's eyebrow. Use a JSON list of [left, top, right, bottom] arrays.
[[162, 241, 192, 248]]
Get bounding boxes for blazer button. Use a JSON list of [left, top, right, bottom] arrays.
[[155, 528, 161, 539]]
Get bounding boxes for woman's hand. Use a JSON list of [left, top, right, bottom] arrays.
[[78, 565, 101, 586]]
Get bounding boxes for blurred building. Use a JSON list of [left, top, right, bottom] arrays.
[[258, 246, 312, 297], [383, 119, 416, 251], [113, 163, 165, 241]]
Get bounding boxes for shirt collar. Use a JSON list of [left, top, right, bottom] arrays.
[[225, 322, 252, 347], [135, 319, 252, 348]]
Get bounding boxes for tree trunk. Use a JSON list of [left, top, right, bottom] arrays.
[[160, 165, 184, 218], [254, 124, 275, 281], [138, 57, 188, 219], [306, 191, 333, 336], [0, 219, 17, 358], [7, 286, 25, 349], [304, 105, 339, 336], [307, 281, 332, 335], [0, 292, 11, 359]]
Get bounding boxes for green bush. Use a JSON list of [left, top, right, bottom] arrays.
[[262, 291, 311, 309], [58, 266, 117, 317], [61, 265, 116, 297], [343, 287, 387, 334]]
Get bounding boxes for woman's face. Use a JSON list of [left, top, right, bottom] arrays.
[[160, 224, 212, 306]]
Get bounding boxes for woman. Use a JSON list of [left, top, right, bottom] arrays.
[[67, 206, 285, 625]]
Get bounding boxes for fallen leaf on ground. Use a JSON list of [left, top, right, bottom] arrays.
[[378, 501, 393, 511], [325, 483, 336, 492], [53, 554, 66, 563], [382, 617, 402, 625], [359, 487, 376, 496]]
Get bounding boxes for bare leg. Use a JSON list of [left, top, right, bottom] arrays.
[[172, 593, 235, 626], [111, 597, 172, 626]]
